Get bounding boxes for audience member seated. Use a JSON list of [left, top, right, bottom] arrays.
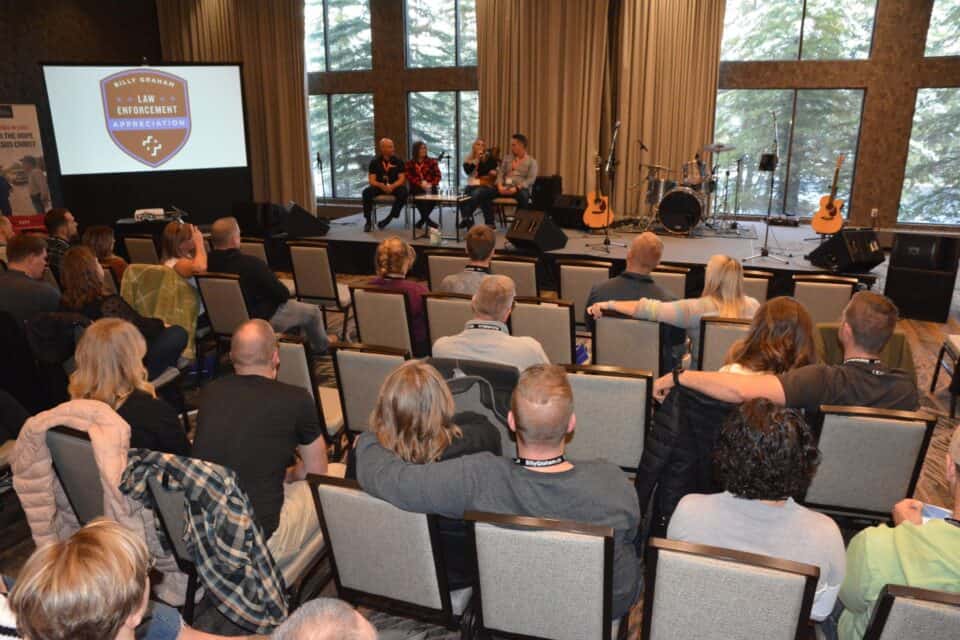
[[720, 296, 817, 375], [208, 216, 333, 354], [0, 215, 14, 263], [272, 598, 377, 640], [81, 225, 128, 285], [43, 207, 77, 283], [362, 137, 408, 232], [837, 425, 960, 640], [496, 133, 538, 210], [405, 140, 441, 229], [589, 254, 759, 367], [0, 234, 60, 326], [160, 220, 207, 280], [191, 319, 328, 567], [437, 224, 496, 295], [653, 291, 919, 412], [59, 246, 187, 379], [355, 364, 641, 620], [459, 138, 499, 227], [370, 236, 430, 357], [347, 360, 500, 588], [433, 274, 549, 371], [69, 318, 189, 455], [668, 399, 846, 625], [7, 518, 245, 640]]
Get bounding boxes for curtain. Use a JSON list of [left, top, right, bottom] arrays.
[[156, 0, 314, 209], [477, 0, 609, 199], [611, 0, 726, 217]]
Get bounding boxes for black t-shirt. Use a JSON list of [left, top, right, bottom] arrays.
[[117, 390, 190, 456], [191, 375, 324, 538], [367, 155, 404, 184], [777, 361, 919, 414], [207, 249, 290, 320]]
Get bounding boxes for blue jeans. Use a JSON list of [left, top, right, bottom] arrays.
[[462, 185, 497, 224], [136, 602, 183, 640], [145, 325, 188, 379]]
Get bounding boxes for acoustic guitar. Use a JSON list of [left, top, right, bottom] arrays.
[[811, 154, 846, 235], [583, 155, 614, 229]]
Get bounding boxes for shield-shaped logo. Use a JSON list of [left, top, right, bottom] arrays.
[[100, 69, 191, 168]]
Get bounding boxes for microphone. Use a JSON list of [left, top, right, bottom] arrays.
[[437, 151, 448, 162]]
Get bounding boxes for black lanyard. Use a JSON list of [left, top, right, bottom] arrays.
[[464, 265, 491, 273], [514, 455, 566, 468]]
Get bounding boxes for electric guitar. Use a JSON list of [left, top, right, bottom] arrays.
[[811, 154, 846, 235], [583, 155, 614, 228]]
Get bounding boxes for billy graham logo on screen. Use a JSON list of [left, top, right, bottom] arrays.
[[100, 69, 191, 167]]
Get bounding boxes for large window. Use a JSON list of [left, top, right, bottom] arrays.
[[714, 89, 863, 217], [721, 0, 877, 61], [309, 94, 375, 198], [899, 88, 960, 224], [408, 91, 479, 192], [926, 0, 960, 56], [406, 0, 477, 68], [305, 0, 372, 72]]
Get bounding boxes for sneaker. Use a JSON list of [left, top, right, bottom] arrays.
[[364, 220, 373, 232], [414, 218, 426, 229], [377, 217, 392, 230], [458, 217, 474, 229]]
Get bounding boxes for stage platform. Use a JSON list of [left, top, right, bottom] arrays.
[[318, 210, 881, 297]]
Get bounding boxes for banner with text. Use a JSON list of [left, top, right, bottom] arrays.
[[0, 104, 51, 215]]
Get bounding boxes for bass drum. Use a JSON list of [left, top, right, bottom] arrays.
[[656, 187, 705, 235]]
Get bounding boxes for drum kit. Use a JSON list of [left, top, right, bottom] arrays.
[[629, 142, 743, 236]]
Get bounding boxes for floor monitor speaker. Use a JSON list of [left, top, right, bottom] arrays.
[[807, 227, 884, 273], [506, 209, 568, 252]]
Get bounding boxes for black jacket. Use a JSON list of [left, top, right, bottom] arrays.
[[207, 249, 289, 320], [635, 381, 739, 538]]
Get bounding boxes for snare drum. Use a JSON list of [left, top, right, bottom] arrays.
[[656, 187, 705, 235]]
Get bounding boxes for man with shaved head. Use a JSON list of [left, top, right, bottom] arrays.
[[362, 137, 408, 231], [192, 319, 329, 566], [207, 216, 333, 353], [272, 598, 377, 640], [355, 364, 641, 621]]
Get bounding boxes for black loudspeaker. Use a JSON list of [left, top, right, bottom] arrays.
[[285, 202, 330, 238], [531, 175, 562, 210], [232, 201, 285, 237], [807, 228, 884, 273], [549, 194, 587, 229], [506, 209, 568, 252], [884, 234, 960, 323]]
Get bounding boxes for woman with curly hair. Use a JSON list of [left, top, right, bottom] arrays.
[[667, 398, 845, 625], [59, 245, 187, 378], [369, 236, 430, 356], [721, 296, 817, 375]]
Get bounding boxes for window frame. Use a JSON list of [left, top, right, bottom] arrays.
[[403, 0, 469, 70]]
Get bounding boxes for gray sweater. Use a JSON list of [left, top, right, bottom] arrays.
[[355, 433, 641, 618]]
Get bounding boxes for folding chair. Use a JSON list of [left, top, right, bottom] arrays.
[[288, 240, 353, 340], [698, 317, 753, 371], [510, 297, 576, 364]]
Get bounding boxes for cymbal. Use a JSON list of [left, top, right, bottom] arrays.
[[702, 143, 736, 153], [642, 163, 672, 172]]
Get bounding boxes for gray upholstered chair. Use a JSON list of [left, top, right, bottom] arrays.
[[557, 259, 612, 331], [424, 292, 475, 350], [792, 274, 858, 325], [651, 264, 690, 300], [698, 317, 753, 371], [196, 273, 250, 340], [803, 405, 937, 522], [309, 476, 470, 629], [425, 250, 470, 290], [276, 336, 344, 447], [46, 426, 102, 525], [288, 240, 352, 340], [123, 234, 160, 264], [491, 196, 517, 227], [350, 285, 415, 355], [643, 537, 818, 640], [491, 255, 539, 297], [863, 584, 960, 640], [509, 297, 576, 364], [564, 365, 651, 472], [331, 343, 408, 437], [743, 269, 774, 304], [465, 511, 625, 640], [592, 313, 662, 376]]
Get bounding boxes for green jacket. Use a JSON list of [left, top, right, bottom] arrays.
[[121, 264, 200, 359]]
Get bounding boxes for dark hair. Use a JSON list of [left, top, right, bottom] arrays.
[[44, 208, 71, 235], [6, 234, 47, 263], [714, 399, 820, 500], [843, 291, 898, 354], [465, 225, 495, 261], [411, 140, 427, 161], [511, 133, 528, 148], [81, 226, 116, 261], [725, 297, 817, 374], [60, 246, 104, 310]]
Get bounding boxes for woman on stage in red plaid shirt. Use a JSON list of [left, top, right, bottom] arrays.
[[405, 140, 441, 229]]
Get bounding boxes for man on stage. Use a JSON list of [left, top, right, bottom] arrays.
[[496, 133, 538, 210], [362, 138, 408, 232]]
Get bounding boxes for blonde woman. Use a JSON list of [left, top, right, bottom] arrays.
[[70, 317, 189, 455], [460, 137, 500, 227], [346, 360, 500, 589], [160, 220, 207, 277], [587, 254, 760, 365], [370, 236, 430, 356]]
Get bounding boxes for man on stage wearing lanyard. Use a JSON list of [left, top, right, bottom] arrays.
[[496, 133, 538, 210], [651, 291, 918, 414], [354, 364, 642, 622], [362, 138, 408, 232], [405, 140, 441, 230]]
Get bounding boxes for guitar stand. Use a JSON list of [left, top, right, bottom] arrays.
[[586, 225, 627, 253]]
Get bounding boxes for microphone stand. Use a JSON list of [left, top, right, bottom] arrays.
[[587, 122, 627, 253], [745, 112, 788, 264]]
